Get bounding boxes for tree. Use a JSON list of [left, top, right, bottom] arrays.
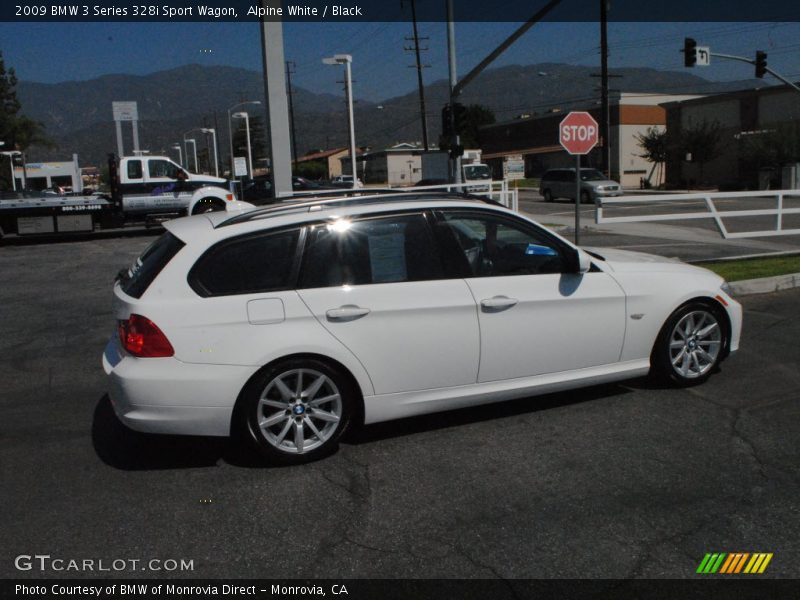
[[439, 103, 496, 151], [739, 122, 800, 169], [635, 126, 668, 187], [679, 119, 722, 185], [0, 52, 52, 190]]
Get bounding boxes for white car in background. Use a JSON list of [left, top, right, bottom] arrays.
[[103, 192, 742, 464]]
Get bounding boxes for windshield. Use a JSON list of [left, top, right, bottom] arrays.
[[580, 169, 606, 181], [463, 165, 491, 180]]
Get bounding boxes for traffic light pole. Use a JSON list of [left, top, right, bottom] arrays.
[[709, 52, 800, 94], [575, 154, 581, 245]]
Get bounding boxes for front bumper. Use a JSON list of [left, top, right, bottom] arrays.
[[102, 335, 255, 437]]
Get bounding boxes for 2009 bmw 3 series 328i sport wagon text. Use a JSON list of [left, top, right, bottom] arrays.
[[103, 192, 742, 464]]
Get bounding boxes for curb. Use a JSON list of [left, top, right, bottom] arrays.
[[728, 272, 800, 296]]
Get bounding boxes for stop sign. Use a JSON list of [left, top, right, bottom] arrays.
[[559, 111, 599, 155]]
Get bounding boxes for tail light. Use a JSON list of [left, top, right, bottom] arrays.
[[118, 314, 174, 358]]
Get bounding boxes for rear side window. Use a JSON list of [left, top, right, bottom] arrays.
[[127, 160, 143, 180], [189, 229, 300, 297], [121, 232, 185, 299], [299, 213, 443, 288]]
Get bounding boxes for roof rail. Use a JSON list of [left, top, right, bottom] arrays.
[[217, 190, 497, 228]]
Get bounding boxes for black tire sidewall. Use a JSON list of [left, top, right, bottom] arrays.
[[543, 190, 552, 202], [652, 302, 726, 386], [240, 358, 355, 465]]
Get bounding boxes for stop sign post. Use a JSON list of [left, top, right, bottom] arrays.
[[559, 111, 599, 244]]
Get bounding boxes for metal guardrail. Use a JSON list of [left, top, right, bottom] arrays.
[[595, 190, 800, 239]]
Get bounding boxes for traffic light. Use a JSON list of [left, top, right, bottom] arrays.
[[755, 51, 768, 78], [684, 38, 697, 68], [441, 104, 452, 138], [452, 102, 467, 134]]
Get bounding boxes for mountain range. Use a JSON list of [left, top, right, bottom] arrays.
[[17, 63, 769, 169]]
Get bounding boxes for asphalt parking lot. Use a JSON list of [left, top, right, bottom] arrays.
[[2, 232, 799, 579]]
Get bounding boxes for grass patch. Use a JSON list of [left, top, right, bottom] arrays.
[[698, 254, 800, 281], [510, 178, 540, 188]]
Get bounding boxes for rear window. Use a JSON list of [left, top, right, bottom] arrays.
[[120, 232, 185, 299], [189, 229, 300, 297]]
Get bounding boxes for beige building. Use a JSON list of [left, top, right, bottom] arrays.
[[345, 143, 425, 186], [296, 147, 355, 179]]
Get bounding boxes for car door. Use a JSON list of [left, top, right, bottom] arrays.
[[146, 158, 191, 211], [432, 209, 626, 383], [296, 211, 480, 395]]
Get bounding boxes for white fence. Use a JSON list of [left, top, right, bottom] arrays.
[[596, 190, 800, 239], [401, 180, 519, 212]]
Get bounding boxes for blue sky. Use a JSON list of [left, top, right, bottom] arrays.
[[2, 21, 800, 101]]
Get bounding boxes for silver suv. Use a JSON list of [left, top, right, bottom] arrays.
[[539, 168, 622, 204]]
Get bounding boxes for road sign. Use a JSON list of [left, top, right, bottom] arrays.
[[112, 101, 138, 121], [697, 46, 711, 66], [503, 154, 525, 181], [559, 112, 599, 155], [233, 156, 248, 177]]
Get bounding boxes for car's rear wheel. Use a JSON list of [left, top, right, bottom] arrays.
[[241, 358, 355, 465], [651, 302, 725, 386], [543, 189, 553, 202]]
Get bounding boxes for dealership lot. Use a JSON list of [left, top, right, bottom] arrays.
[[2, 232, 799, 579]]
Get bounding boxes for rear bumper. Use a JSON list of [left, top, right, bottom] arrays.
[[102, 335, 254, 437]]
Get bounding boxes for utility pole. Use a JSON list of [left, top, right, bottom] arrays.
[[600, 0, 610, 178], [446, 0, 461, 184], [285, 61, 299, 168], [404, 0, 430, 151]]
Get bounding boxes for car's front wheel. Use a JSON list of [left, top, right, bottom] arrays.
[[580, 190, 592, 204], [240, 359, 355, 465], [542, 189, 553, 202], [651, 302, 726, 386]]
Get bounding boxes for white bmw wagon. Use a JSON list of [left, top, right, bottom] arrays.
[[103, 192, 742, 464]]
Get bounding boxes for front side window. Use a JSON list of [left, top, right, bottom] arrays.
[[299, 213, 443, 288], [189, 229, 300, 297], [434, 211, 566, 277], [148, 159, 180, 179]]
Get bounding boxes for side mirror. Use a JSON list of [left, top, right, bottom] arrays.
[[577, 249, 591, 273]]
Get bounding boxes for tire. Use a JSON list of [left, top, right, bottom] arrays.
[[580, 190, 592, 204], [192, 198, 225, 215], [650, 301, 726, 386], [543, 189, 553, 202], [239, 358, 356, 465]]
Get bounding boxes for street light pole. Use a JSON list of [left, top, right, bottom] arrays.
[[228, 101, 261, 178], [201, 128, 219, 177], [233, 112, 254, 177], [323, 54, 357, 189], [185, 139, 198, 173], [171, 144, 183, 167]]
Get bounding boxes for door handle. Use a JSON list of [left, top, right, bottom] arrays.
[[326, 305, 371, 321], [480, 296, 519, 311]]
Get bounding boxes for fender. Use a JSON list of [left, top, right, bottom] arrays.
[[188, 185, 250, 214]]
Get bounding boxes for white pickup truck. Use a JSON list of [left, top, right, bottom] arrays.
[[0, 155, 249, 238]]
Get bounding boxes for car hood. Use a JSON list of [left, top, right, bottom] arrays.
[[584, 246, 706, 273]]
